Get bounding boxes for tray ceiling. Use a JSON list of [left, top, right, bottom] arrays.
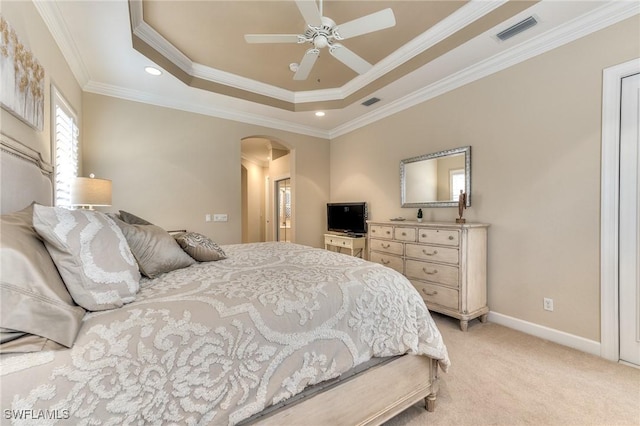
[[35, 1, 637, 137], [130, 0, 536, 111]]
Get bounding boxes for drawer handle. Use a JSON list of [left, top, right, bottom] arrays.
[[449, 236, 454, 240], [372, 229, 376, 233], [422, 289, 438, 296], [381, 259, 391, 265], [421, 234, 427, 238], [422, 268, 438, 275], [342, 242, 346, 245], [386, 231, 391, 235], [401, 232, 407, 236], [381, 243, 391, 249], [422, 249, 438, 256]]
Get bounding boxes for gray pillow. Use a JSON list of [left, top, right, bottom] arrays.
[[0, 203, 86, 352], [33, 205, 141, 311], [112, 219, 195, 278], [175, 232, 227, 262], [119, 210, 152, 225]]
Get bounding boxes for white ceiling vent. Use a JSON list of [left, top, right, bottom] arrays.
[[496, 16, 538, 42]]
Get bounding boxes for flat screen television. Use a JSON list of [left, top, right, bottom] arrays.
[[327, 202, 368, 236]]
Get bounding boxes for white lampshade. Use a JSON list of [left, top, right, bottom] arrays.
[[70, 176, 112, 208]]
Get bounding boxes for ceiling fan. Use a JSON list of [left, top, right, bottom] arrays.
[[244, 0, 396, 80]]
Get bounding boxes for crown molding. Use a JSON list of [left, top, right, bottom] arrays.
[[33, 0, 91, 86], [83, 81, 330, 140], [129, 0, 193, 74], [132, 20, 193, 74], [330, 0, 640, 138], [37, 0, 639, 140], [340, 0, 508, 98], [191, 63, 295, 103], [128, 0, 506, 105]]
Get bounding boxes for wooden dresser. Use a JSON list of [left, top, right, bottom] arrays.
[[367, 220, 489, 331]]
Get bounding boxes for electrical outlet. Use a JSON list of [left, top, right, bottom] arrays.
[[205, 214, 212, 222], [543, 297, 554, 311]]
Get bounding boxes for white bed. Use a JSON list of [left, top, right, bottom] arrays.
[[0, 132, 449, 425]]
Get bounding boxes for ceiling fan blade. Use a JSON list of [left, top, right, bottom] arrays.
[[294, 48, 319, 80], [244, 34, 303, 44], [329, 44, 372, 75], [333, 8, 396, 40], [295, 0, 322, 27]]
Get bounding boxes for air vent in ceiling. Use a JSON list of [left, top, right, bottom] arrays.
[[496, 16, 538, 42], [362, 97, 381, 107]]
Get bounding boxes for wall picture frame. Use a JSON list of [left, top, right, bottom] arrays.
[[0, 16, 45, 131]]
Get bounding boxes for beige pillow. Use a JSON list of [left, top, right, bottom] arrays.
[[1, 327, 65, 352], [33, 205, 141, 311], [113, 219, 195, 278], [175, 232, 227, 262], [0, 203, 86, 352]]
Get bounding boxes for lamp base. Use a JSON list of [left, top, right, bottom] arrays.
[[456, 218, 466, 224]]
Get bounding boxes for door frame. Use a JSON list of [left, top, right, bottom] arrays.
[[273, 175, 291, 242], [600, 58, 640, 362]]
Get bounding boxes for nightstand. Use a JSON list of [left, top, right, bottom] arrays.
[[324, 233, 366, 258]]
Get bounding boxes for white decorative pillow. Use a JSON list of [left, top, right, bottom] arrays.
[[32, 205, 141, 311], [174, 232, 227, 262]]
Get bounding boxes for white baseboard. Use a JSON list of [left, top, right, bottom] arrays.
[[488, 312, 601, 357]]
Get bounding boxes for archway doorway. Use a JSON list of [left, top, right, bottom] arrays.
[[240, 137, 291, 243]]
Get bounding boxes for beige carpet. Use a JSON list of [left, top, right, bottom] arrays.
[[384, 313, 640, 426]]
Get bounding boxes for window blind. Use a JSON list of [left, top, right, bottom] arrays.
[[53, 87, 78, 207]]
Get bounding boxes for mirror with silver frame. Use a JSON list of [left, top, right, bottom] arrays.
[[400, 146, 471, 208]]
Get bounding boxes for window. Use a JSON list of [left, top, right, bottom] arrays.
[[52, 86, 79, 207], [450, 169, 465, 200]]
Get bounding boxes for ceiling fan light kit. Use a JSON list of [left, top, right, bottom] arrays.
[[244, 0, 396, 80]]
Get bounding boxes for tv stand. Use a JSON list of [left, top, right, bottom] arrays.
[[324, 233, 366, 258]]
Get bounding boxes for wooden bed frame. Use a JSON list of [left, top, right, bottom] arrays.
[[0, 132, 440, 424], [252, 354, 439, 425]]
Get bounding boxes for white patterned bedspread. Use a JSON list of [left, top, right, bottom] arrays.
[[0, 242, 449, 425]]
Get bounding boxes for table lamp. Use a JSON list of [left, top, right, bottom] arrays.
[[70, 174, 112, 209]]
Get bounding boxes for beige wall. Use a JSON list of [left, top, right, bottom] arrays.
[[0, 1, 82, 168], [82, 93, 329, 247], [241, 158, 266, 243], [330, 17, 640, 342]]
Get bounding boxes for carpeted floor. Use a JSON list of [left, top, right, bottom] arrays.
[[384, 313, 640, 426]]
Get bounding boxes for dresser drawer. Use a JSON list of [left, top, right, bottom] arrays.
[[369, 225, 394, 240], [324, 234, 356, 249], [411, 281, 459, 311], [405, 259, 459, 287], [405, 243, 459, 265], [369, 252, 404, 274], [370, 238, 404, 256], [418, 228, 459, 246], [394, 227, 416, 242]]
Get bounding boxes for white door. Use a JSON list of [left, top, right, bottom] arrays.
[[619, 72, 640, 366]]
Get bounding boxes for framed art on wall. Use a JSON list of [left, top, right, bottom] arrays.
[[0, 16, 45, 131]]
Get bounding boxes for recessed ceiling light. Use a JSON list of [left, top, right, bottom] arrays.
[[144, 66, 162, 76], [315, 111, 325, 117]]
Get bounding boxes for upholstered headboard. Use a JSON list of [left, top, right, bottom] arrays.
[[0, 133, 54, 214]]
